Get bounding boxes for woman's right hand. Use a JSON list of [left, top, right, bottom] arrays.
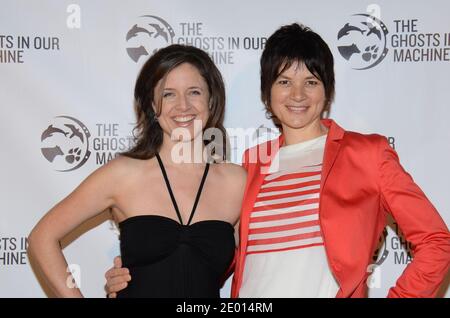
[[104, 256, 131, 298]]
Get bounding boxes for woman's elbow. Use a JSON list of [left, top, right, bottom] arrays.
[[27, 226, 41, 257], [27, 224, 59, 256]]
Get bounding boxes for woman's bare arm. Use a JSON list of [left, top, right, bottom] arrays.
[[28, 158, 126, 297]]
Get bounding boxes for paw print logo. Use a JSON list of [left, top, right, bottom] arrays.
[[66, 147, 82, 164], [362, 45, 379, 62], [337, 14, 389, 70], [40, 116, 91, 172]]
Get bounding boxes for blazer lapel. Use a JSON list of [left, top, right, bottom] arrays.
[[321, 119, 345, 188]]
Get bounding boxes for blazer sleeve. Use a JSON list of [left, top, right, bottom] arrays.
[[378, 136, 450, 297]]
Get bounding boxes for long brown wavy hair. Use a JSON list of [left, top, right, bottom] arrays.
[[122, 44, 228, 161]]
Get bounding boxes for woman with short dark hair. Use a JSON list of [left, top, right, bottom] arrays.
[[233, 23, 450, 298]]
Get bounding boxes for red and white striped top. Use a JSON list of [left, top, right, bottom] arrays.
[[247, 163, 323, 254], [240, 135, 339, 298]]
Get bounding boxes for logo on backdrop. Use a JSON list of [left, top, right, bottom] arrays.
[[367, 223, 413, 290], [390, 222, 413, 265], [41, 116, 134, 171], [370, 224, 413, 269], [125, 15, 267, 64], [337, 14, 389, 70], [126, 15, 175, 62], [339, 8, 450, 69], [372, 228, 389, 266], [40, 116, 91, 172]]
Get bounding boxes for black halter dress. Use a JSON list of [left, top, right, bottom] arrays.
[[117, 154, 235, 298]]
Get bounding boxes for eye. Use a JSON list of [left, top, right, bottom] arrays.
[[305, 80, 319, 86], [163, 91, 174, 98], [190, 89, 202, 96], [277, 79, 289, 85]]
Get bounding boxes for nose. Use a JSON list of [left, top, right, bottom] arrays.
[[176, 95, 191, 111], [290, 83, 305, 102]]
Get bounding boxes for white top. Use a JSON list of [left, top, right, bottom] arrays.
[[239, 135, 340, 298]]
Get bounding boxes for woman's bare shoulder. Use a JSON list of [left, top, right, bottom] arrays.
[[94, 155, 157, 187], [214, 162, 247, 184]]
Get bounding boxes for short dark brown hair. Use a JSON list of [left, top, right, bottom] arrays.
[[123, 44, 227, 160], [260, 23, 335, 126]]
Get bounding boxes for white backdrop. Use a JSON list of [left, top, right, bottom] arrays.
[[0, 0, 449, 297]]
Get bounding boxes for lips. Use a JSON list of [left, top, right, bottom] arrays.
[[172, 114, 196, 126], [286, 105, 309, 113]]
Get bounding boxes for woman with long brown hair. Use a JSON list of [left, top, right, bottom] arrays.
[[28, 44, 246, 298]]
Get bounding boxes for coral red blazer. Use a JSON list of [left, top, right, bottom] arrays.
[[231, 119, 450, 298]]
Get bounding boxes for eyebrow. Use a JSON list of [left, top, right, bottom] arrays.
[[163, 86, 204, 90], [277, 75, 319, 80]]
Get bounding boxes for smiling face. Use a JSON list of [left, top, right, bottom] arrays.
[[153, 62, 210, 142], [270, 61, 327, 138]]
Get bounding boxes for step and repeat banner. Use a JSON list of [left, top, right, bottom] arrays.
[[0, 0, 449, 297]]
